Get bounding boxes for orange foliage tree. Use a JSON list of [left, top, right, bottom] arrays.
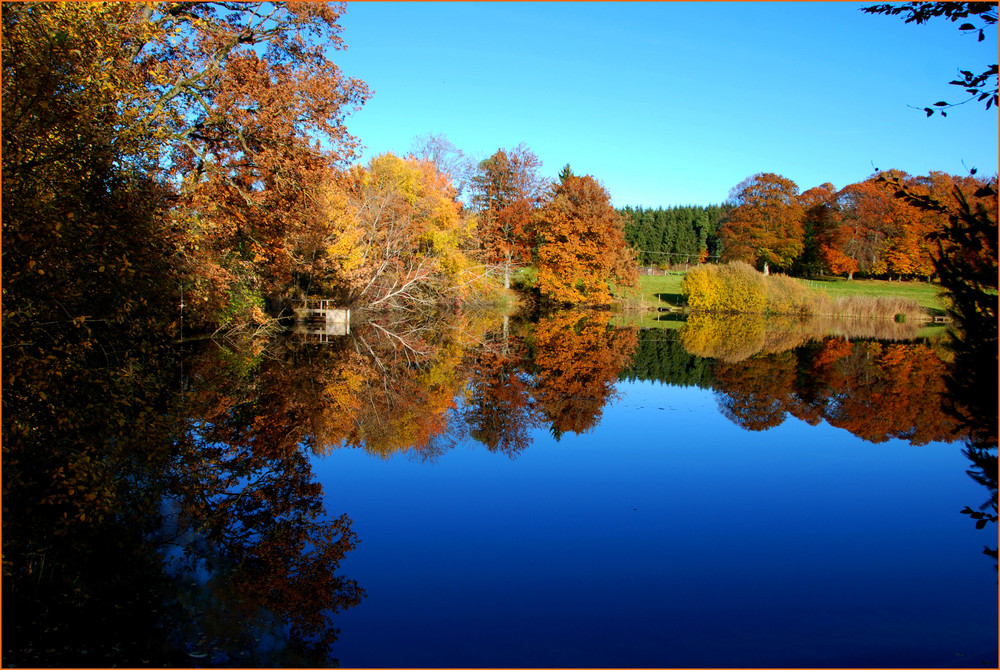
[[834, 172, 927, 278], [792, 338, 964, 444], [172, 342, 370, 661], [533, 175, 638, 305], [463, 343, 539, 459], [470, 144, 548, 288], [873, 169, 997, 455], [719, 172, 805, 273], [902, 171, 993, 279], [706, 337, 964, 445], [713, 352, 798, 431], [798, 183, 857, 278], [130, 2, 370, 327]]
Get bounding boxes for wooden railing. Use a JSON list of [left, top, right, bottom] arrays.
[[296, 298, 338, 310]]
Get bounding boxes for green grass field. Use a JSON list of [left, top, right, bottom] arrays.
[[636, 273, 949, 314], [801, 276, 948, 314], [636, 273, 686, 308]]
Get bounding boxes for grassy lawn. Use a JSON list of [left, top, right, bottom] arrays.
[[802, 276, 948, 314], [616, 274, 687, 329], [636, 273, 950, 314], [636, 273, 686, 308]]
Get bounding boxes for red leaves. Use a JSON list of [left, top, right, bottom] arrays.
[[711, 337, 963, 444], [471, 145, 548, 287]]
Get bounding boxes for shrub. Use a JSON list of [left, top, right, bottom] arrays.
[[765, 273, 812, 315], [682, 264, 724, 311], [681, 264, 926, 323], [683, 261, 766, 313], [717, 261, 767, 313]]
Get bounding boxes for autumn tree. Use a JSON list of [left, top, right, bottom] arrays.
[[704, 336, 964, 444], [316, 153, 485, 310], [796, 183, 849, 277], [901, 170, 994, 278], [470, 144, 548, 288], [171, 426, 364, 660], [4, 1, 373, 331], [533, 174, 639, 305], [874, 170, 997, 444], [2, 4, 372, 662], [719, 172, 805, 273], [409, 133, 476, 201], [163, 341, 372, 661], [798, 339, 963, 445], [861, 0, 997, 546], [138, 3, 370, 325], [714, 353, 798, 431], [3, 8, 184, 651], [835, 171, 931, 278], [463, 344, 539, 459]]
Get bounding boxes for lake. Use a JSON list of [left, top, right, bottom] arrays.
[[3, 310, 996, 667]]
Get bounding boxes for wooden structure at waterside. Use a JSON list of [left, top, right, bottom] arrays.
[[292, 299, 350, 338]]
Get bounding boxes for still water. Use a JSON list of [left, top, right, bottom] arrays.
[[3, 310, 996, 667], [317, 368, 995, 667]]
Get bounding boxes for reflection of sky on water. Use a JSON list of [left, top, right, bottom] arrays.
[[312, 381, 997, 668]]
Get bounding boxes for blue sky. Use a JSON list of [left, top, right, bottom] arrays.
[[332, 2, 998, 207]]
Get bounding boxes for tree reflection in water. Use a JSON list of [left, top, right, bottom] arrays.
[[281, 309, 639, 459], [670, 313, 964, 445], [531, 312, 638, 438], [669, 309, 995, 567], [711, 337, 963, 444], [4, 327, 366, 665], [714, 352, 799, 431], [258, 308, 975, 461], [5, 304, 994, 665]]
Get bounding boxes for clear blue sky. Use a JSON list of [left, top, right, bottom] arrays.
[[332, 2, 998, 207]]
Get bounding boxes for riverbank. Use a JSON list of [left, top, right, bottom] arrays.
[[635, 272, 949, 314]]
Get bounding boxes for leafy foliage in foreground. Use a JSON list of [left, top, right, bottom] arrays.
[[862, 2, 997, 116]]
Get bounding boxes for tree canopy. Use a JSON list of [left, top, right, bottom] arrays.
[[534, 174, 638, 305], [719, 172, 805, 272]]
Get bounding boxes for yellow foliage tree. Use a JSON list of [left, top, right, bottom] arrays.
[[316, 153, 487, 309]]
